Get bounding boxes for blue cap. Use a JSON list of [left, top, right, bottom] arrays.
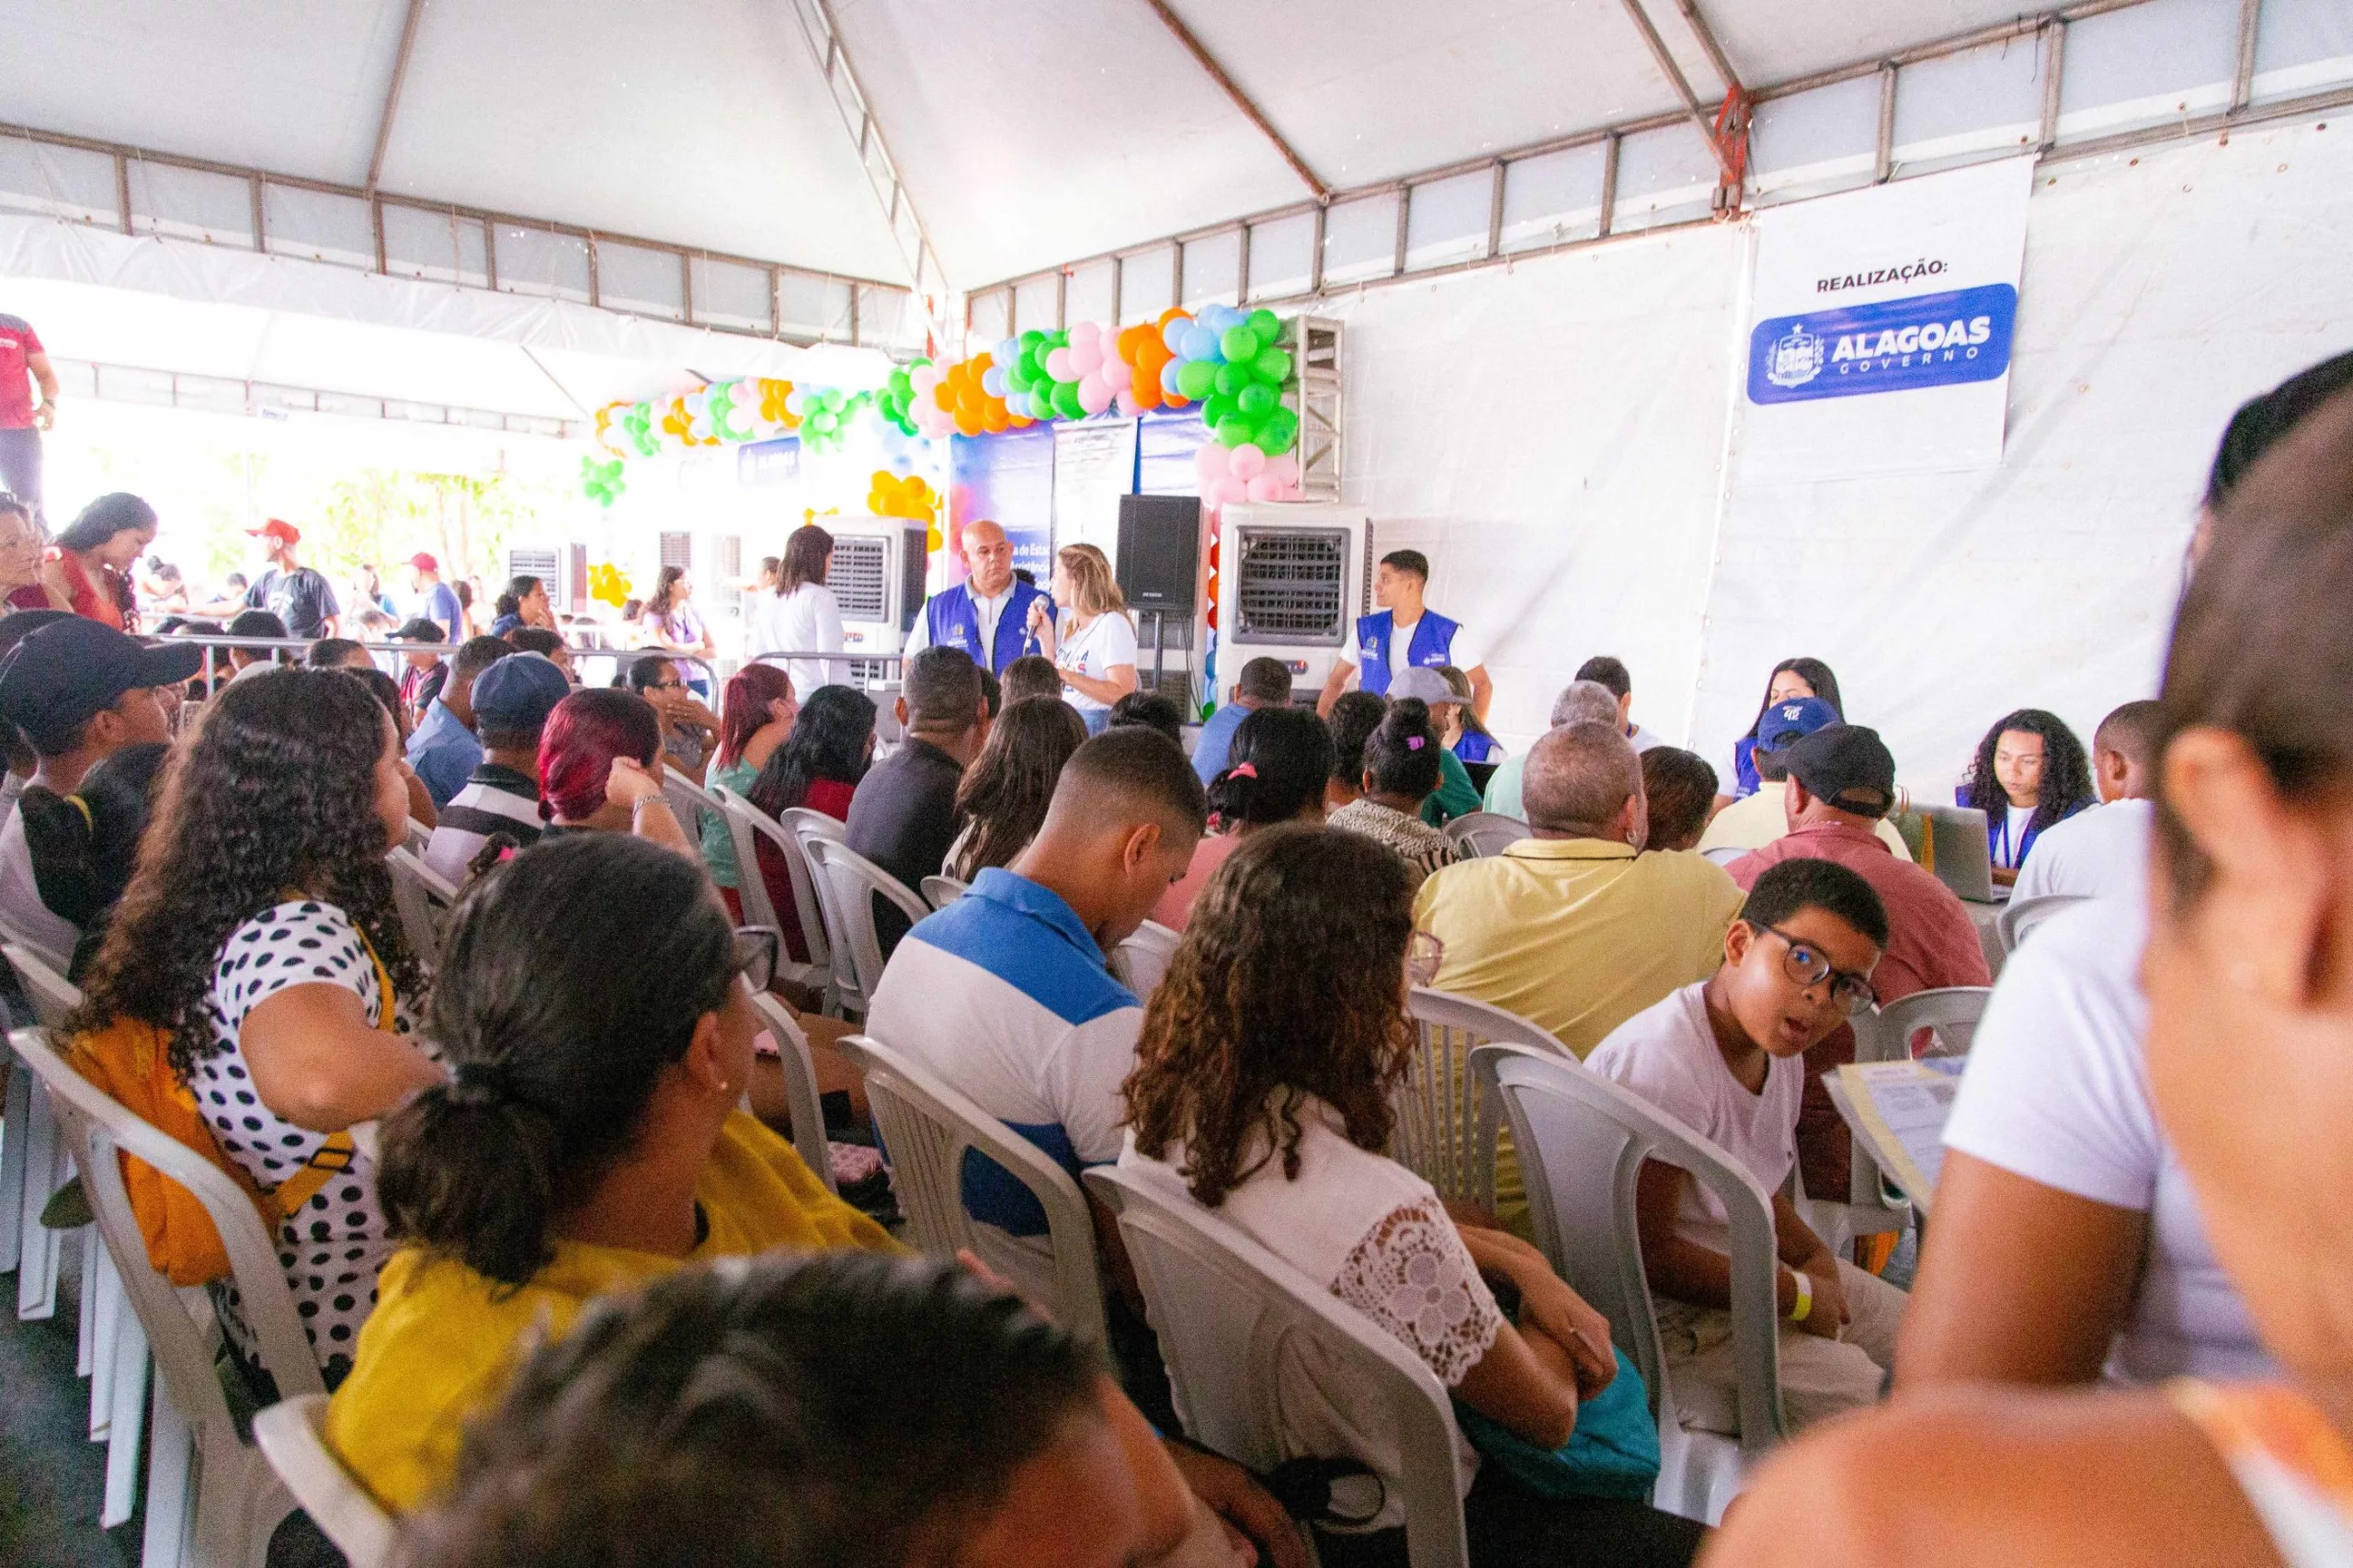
[[470, 653, 570, 735], [0, 618, 202, 756], [1752, 696, 1840, 755]]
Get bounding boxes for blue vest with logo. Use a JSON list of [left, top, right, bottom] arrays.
[[926, 579, 1049, 676], [1354, 609, 1461, 697]]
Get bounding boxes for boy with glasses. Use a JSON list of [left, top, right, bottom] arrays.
[[1587, 856, 1908, 1434]]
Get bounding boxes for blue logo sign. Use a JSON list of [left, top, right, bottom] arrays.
[[1746, 283, 2018, 404], [736, 437, 801, 486]]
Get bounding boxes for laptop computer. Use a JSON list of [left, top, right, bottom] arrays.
[[1915, 803, 2007, 903]]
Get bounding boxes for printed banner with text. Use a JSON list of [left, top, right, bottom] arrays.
[[1738, 156, 2034, 481]]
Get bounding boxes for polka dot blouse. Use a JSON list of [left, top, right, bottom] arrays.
[[194, 899, 425, 1386]]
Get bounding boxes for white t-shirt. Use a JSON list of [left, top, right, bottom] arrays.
[[1342, 614, 1484, 678], [1940, 900, 2274, 1383], [2014, 798, 2152, 904], [0, 807, 80, 966], [749, 582, 847, 693], [1993, 802, 2038, 869], [1123, 1102, 1503, 1526], [1054, 609, 1139, 714], [1587, 983, 1802, 1254]]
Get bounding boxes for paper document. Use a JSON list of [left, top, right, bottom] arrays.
[[1829, 1059, 1966, 1212]]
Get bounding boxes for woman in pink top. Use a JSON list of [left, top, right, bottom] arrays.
[[38, 493, 154, 629], [1154, 706, 1332, 929]]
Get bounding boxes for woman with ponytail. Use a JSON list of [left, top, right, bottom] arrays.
[[1326, 698, 1461, 892], [699, 663, 796, 914], [1153, 705, 1332, 929], [534, 687, 695, 857], [324, 832, 898, 1512]]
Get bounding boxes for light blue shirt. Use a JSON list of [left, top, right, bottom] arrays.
[[1191, 701, 1253, 786], [405, 698, 482, 811]]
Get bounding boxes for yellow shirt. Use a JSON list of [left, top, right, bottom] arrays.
[[324, 1110, 901, 1513], [1697, 780, 1914, 861], [1413, 838, 1745, 1060]]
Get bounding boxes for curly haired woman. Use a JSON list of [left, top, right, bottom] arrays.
[[1957, 707, 2096, 885], [71, 668, 442, 1388], [1120, 825, 1705, 1567]]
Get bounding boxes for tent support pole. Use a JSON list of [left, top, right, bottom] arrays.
[[1141, 0, 1329, 199]]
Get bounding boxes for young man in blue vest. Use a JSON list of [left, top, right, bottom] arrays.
[[902, 518, 1051, 676], [1316, 549, 1491, 721]]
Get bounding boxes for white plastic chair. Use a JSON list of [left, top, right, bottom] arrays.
[[1107, 919, 1180, 999], [1837, 986, 1992, 1223], [1995, 892, 2088, 954], [747, 992, 837, 1196], [4, 936, 79, 1314], [708, 784, 834, 999], [1086, 1162, 1467, 1567], [781, 805, 848, 846], [1440, 811, 1529, 860], [14, 1024, 321, 1568], [402, 817, 433, 858], [837, 1033, 1107, 1342], [1392, 987, 1567, 1215], [1473, 1042, 1785, 1525], [254, 1393, 394, 1568], [385, 846, 459, 968], [801, 837, 931, 1020], [920, 873, 970, 909], [662, 763, 723, 843]]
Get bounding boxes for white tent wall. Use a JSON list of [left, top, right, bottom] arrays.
[[1326, 112, 2353, 801]]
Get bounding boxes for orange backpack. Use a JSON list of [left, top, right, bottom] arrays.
[[65, 941, 396, 1288]]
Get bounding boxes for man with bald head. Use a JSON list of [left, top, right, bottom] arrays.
[[1481, 677, 1623, 821], [903, 517, 1051, 676], [866, 727, 1207, 1303], [1416, 721, 1745, 1058]]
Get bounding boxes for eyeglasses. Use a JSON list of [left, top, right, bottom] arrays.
[[733, 926, 779, 993], [1757, 925, 1877, 1014], [1406, 929, 1446, 989]]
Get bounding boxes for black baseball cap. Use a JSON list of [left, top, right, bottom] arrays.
[[1783, 723, 1897, 819], [0, 618, 203, 755]]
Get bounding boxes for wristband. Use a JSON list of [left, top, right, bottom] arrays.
[[1787, 1267, 1813, 1324]]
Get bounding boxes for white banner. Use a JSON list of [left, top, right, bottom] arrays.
[[1051, 419, 1139, 561], [1738, 156, 2034, 481]]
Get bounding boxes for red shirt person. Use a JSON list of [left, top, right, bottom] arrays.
[[1726, 724, 1992, 1198], [0, 314, 60, 531]]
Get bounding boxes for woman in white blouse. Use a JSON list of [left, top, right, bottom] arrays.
[[751, 525, 846, 693], [1027, 542, 1136, 734], [1121, 825, 1706, 1567]]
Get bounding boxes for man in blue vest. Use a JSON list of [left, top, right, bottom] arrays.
[[902, 518, 1050, 676], [1316, 548, 1491, 721]]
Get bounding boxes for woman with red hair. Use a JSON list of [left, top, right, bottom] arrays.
[[535, 687, 693, 857], [702, 664, 797, 918]]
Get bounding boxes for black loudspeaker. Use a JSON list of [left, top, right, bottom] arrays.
[[1115, 494, 1201, 612]]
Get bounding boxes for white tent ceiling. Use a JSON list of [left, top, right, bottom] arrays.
[[0, 0, 2086, 291]]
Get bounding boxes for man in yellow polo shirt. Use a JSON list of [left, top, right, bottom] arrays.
[[1415, 720, 1745, 1058]]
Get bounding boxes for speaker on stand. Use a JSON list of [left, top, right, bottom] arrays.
[[1115, 495, 1202, 711]]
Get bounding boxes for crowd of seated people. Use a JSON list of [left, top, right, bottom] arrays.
[[6, 348, 2353, 1568]]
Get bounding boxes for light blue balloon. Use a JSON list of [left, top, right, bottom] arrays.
[[1200, 302, 1237, 334], [1159, 360, 1184, 395], [1181, 324, 1222, 362], [1162, 317, 1188, 354], [997, 337, 1020, 365], [982, 367, 1006, 397]]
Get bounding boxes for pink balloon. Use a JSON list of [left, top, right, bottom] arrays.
[[1193, 442, 1230, 482], [909, 364, 944, 394], [1099, 358, 1132, 392], [1246, 474, 1282, 502], [1228, 443, 1267, 481], [1077, 374, 1114, 415], [1265, 452, 1301, 486], [1214, 475, 1250, 506], [1070, 320, 1102, 350], [1115, 389, 1143, 417], [1070, 338, 1105, 376], [1044, 347, 1075, 381]]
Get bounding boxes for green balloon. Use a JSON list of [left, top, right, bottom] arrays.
[[1220, 324, 1261, 363], [1254, 347, 1292, 384], [1006, 359, 1035, 393], [1236, 383, 1277, 417], [1214, 415, 1255, 449], [1052, 381, 1085, 421], [1020, 329, 1045, 351], [1247, 308, 1281, 345], [1176, 359, 1219, 400], [1201, 392, 1238, 429], [810, 411, 837, 434], [1262, 419, 1298, 455], [1214, 361, 1250, 398]]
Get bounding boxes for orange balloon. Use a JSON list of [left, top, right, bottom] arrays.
[[932, 383, 955, 412], [1157, 307, 1190, 330], [981, 403, 1010, 434], [972, 352, 995, 372], [954, 410, 983, 437]]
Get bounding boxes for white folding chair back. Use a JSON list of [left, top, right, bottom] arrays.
[[662, 763, 723, 841], [386, 846, 458, 968], [253, 1394, 394, 1568], [1474, 1042, 1784, 1524], [1440, 811, 1529, 859], [747, 993, 837, 1195], [7, 938, 82, 1028], [1107, 919, 1180, 999], [1996, 892, 2088, 953], [836, 1034, 1105, 1341], [14, 1025, 319, 1568], [1086, 1162, 1468, 1567], [920, 874, 969, 909], [5, 942, 84, 1326], [801, 837, 931, 1017], [781, 806, 848, 846], [709, 785, 832, 996], [1851, 985, 1992, 1066], [1392, 988, 1565, 1213], [403, 817, 433, 857]]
